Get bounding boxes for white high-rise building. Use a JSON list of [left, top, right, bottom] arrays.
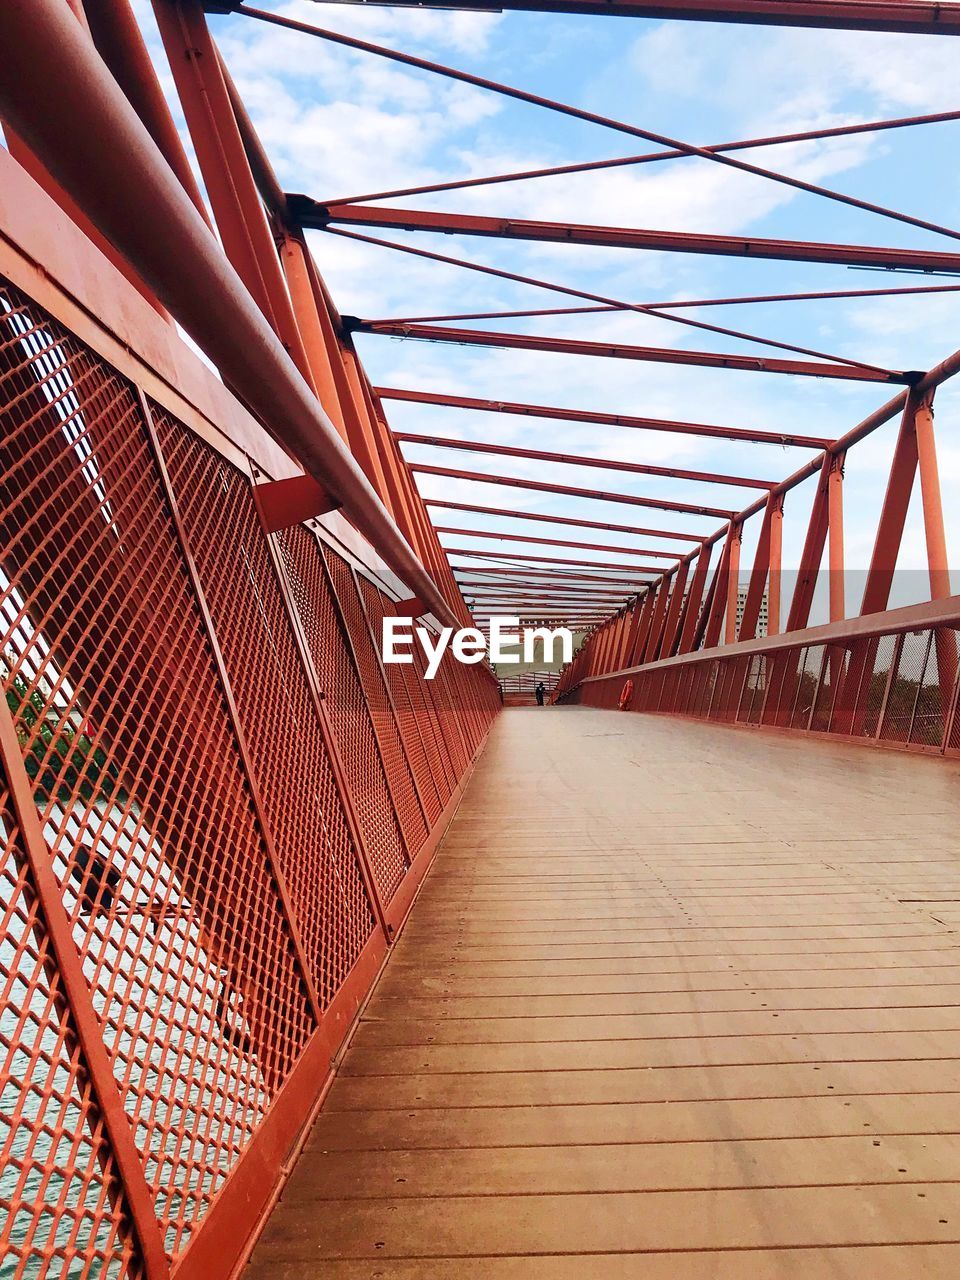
[[735, 584, 768, 637]]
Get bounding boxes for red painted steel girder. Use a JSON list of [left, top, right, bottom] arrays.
[[461, 584, 650, 598], [464, 594, 646, 608], [411, 464, 734, 519], [300, 1, 960, 35], [426, 499, 706, 542], [471, 611, 631, 623], [465, 595, 636, 606], [448, 547, 671, 571], [260, 8, 958, 242], [437, 526, 681, 559], [461, 576, 640, 590], [379, 387, 831, 449], [330, 225, 883, 374], [455, 567, 656, 584], [357, 322, 910, 384], [396, 432, 777, 489], [322, 204, 960, 279]]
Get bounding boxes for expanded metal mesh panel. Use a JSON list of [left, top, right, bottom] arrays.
[[809, 648, 845, 731], [0, 780, 141, 1280], [576, 617, 960, 760], [153, 415, 375, 1003], [443, 655, 478, 757], [277, 526, 409, 897], [410, 631, 465, 794], [788, 646, 822, 729], [908, 629, 957, 747], [356, 580, 445, 823], [324, 551, 427, 873], [707, 660, 733, 721], [739, 656, 766, 724], [423, 642, 470, 779], [881, 630, 930, 743], [0, 281, 313, 1258], [850, 634, 897, 738]]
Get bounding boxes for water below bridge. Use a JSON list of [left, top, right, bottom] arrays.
[[247, 706, 960, 1278]]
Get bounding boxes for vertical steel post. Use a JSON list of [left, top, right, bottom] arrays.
[[768, 495, 783, 636], [828, 451, 846, 622], [739, 499, 773, 642], [860, 391, 923, 615], [704, 526, 734, 648], [913, 395, 958, 701], [725, 523, 742, 644], [658, 560, 691, 659], [643, 576, 672, 662], [787, 454, 832, 631], [677, 542, 712, 655]]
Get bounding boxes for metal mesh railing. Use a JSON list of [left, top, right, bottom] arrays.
[[564, 613, 960, 756], [0, 274, 499, 1277]]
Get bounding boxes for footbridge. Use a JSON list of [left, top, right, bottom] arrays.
[[2, 3, 960, 1278]]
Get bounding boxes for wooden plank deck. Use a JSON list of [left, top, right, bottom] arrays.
[[245, 706, 960, 1278]]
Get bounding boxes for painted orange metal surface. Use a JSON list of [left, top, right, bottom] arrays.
[[0, 272, 499, 1279], [4, 0, 960, 1276]]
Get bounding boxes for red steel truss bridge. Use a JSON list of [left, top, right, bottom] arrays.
[[3, 2, 960, 1277]]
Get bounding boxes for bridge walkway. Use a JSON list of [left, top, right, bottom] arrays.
[[246, 706, 960, 1278]]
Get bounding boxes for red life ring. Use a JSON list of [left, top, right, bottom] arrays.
[[618, 679, 634, 710]]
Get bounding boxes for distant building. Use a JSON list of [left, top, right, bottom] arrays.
[[736, 584, 768, 638]]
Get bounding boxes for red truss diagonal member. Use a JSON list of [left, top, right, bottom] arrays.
[[242, 4, 960, 242], [317, 223, 893, 374], [326, 107, 960, 207], [364, 280, 960, 326]]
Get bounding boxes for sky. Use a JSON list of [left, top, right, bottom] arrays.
[[131, 1, 960, 624]]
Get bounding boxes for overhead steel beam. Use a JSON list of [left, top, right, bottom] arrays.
[[426, 499, 706, 542], [0, 0, 457, 627], [448, 548, 669, 572], [411, 464, 734, 519], [356, 322, 911, 384], [379, 387, 832, 449], [455, 569, 655, 585], [284, 0, 960, 35], [396, 432, 777, 489], [330, 225, 883, 374], [257, 7, 960, 241], [462, 579, 637, 593], [319, 204, 960, 279], [437, 526, 682, 559]]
